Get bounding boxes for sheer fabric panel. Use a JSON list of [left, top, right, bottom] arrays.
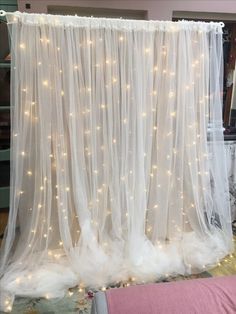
[[0, 13, 232, 312]]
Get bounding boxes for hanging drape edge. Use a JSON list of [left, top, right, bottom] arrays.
[[6, 11, 224, 33]]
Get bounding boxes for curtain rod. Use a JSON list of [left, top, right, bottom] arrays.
[[0, 10, 225, 28]]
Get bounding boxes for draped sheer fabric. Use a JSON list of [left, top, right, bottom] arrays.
[[0, 12, 233, 312]]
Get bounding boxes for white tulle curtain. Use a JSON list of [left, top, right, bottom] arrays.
[[0, 12, 233, 312]]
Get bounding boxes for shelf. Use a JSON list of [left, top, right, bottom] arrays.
[[0, 62, 10, 69], [0, 148, 10, 161], [0, 106, 10, 110], [0, 186, 10, 209]]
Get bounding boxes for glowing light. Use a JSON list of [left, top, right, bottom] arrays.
[[27, 171, 32, 176], [19, 43, 25, 49]]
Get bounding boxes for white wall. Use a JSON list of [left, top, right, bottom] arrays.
[[17, 0, 236, 20]]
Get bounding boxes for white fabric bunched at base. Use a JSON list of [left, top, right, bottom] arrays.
[[0, 12, 233, 312]]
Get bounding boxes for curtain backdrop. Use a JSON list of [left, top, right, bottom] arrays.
[[0, 12, 233, 312]]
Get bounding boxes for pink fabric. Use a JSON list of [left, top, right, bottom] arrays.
[[105, 276, 236, 314]]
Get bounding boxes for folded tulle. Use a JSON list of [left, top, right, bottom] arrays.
[[0, 229, 232, 312]]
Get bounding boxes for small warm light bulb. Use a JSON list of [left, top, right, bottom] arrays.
[[61, 90, 64, 96], [119, 36, 124, 41], [66, 187, 70, 191], [19, 43, 25, 49], [43, 80, 48, 86], [27, 171, 32, 176], [126, 84, 130, 90], [113, 139, 116, 144], [21, 151, 25, 156]]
